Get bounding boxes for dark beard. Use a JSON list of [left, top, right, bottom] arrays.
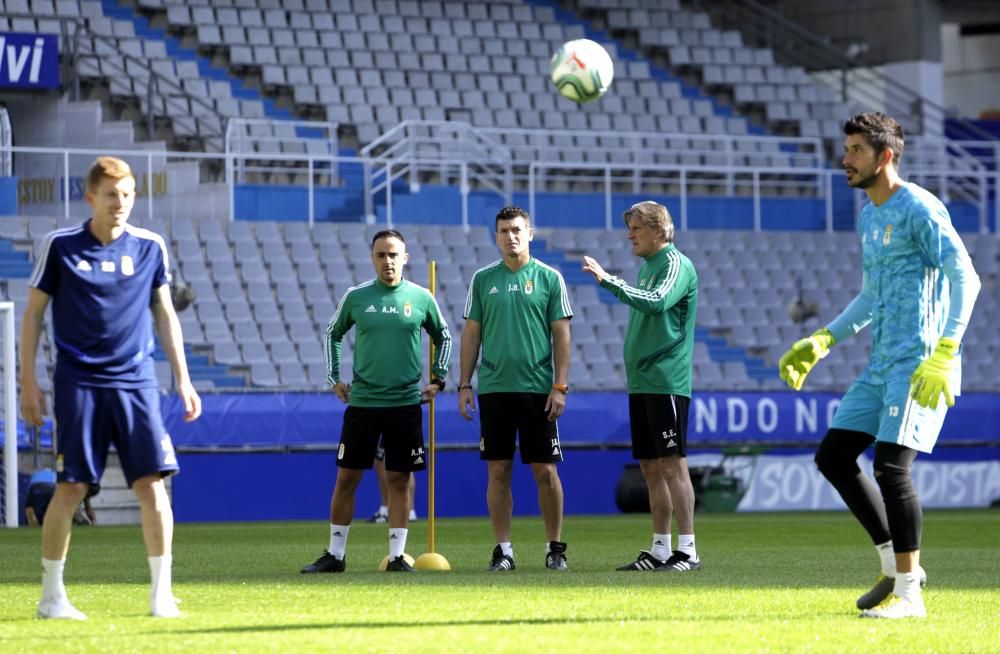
[[848, 169, 878, 189]]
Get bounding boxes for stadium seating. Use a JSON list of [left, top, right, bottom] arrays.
[[4, 0, 859, 151], [4, 216, 995, 394]]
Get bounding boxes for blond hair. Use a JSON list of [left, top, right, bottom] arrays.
[[86, 156, 134, 192], [623, 201, 674, 243]]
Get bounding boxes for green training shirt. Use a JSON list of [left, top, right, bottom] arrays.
[[325, 278, 452, 407], [599, 244, 698, 396], [464, 257, 573, 394]]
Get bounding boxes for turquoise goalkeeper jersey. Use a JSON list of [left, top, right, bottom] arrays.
[[325, 278, 452, 407], [827, 182, 981, 387]]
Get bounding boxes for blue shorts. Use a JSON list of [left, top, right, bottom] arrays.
[[831, 380, 948, 454], [53, 382, 179, 488]]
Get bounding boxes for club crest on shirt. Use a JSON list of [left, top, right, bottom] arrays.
[[100, 260, 115, 273], [403, 302, 412, 317], [883, 224, 893, 245], [524, 279, 534, 295], [121, 255, 135, 276]]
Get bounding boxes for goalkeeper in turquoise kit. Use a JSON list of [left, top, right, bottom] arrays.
[[301, 229, 452, 574], [779, 113, 980, 618]]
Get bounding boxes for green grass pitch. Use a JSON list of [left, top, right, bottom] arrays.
[[1, 510, 998, 653]]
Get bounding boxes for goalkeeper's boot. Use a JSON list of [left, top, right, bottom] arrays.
[[662, 550, 701, 572], [487, 545, 515, 571], [860, 593, 926, 619], [300, 551, 346, 573], [37, 596, 87, 621], [616, 550, 669, 571], [856, 566, 927, 610], [385, 556, 415, 572], [545, 541, 568, 571]]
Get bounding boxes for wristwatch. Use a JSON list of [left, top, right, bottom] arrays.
[[459, 383, 473, 392], [552, 384, 569, 394], [431, 377, 446, 391]]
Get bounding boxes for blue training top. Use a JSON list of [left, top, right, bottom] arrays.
[[29, 220, 171, 389], [827, 182, 981, 387]]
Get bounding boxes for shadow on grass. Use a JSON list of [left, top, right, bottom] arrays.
[[143, 611, 858, 636]]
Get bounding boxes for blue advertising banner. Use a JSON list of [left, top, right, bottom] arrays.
[[161, 391, 1000, 449], [161, 392, 999, 520], [0, 33, 60, 89]]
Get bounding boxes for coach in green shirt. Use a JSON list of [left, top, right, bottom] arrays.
[[301, 229, 452, 574], [459, 206, 573, 572], [583, 201, 702, 572]]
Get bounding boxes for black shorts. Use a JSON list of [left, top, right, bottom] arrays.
[[338, 405, 425, 472], [478, 392, 562, 464], [629, 394, 690, 459]]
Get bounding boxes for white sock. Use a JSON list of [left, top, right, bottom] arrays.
[[499, 542, 513, 558], [651, 533, 670, 561], [389, 528, 408, 558], [148, 555, 173, 603], [678, 534, 697, 560], [408, 509, 417, 520], [41, 558, 67, 602], [894, 571, 922, 602], [377, 505, 388, 516], [329, 524, 350, 558], [876, 541, 895, 576]]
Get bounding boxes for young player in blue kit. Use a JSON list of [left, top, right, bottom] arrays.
[[20, 157, 202, 620], [779, 113, 980, 618]]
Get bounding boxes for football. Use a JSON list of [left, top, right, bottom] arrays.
[[549, 38, 615, 103]]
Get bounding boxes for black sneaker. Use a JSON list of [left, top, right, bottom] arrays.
[[662, 550, 701, 572], [300, 551, 346, 573], [545, 541, 568, 570], [616, 550, 669, 571], [385, 556, 415, 572], [487, 544, 515, 571], [367, 512, 388, 525]]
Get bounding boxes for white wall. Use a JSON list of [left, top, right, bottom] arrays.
[[941, 23, 1000, 119]]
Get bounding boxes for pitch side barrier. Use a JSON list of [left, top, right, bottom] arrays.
[[161, 392, 1000, 521], [163, 391, 1000, 452]]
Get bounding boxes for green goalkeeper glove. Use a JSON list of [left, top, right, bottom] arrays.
[[778, 328, 835, 391], [910, 337, 959, 410]]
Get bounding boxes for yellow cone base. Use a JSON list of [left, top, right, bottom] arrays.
[[378, 553, 415, 571], [414, 552, 451, 571]]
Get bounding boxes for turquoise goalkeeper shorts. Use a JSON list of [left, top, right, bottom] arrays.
[[831, 380, 949, 454]]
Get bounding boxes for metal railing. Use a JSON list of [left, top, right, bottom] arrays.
[[528, 159, 996, 234], [4, 142, 995, 233], [3, 145, 369, 226], [0, 107, 11, 176], [362, 121, 514, 226], [1, 12, 228, 150]]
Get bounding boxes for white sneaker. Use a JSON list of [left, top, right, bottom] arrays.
[[151, 595, 181, 618], [861, 594, 927, 619], [37, 597, 88, 621]]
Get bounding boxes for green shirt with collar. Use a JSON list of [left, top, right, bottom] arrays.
[[325, 278, 452, 407], [464, 257, 573, 394], [599, 243, 698, 396]]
